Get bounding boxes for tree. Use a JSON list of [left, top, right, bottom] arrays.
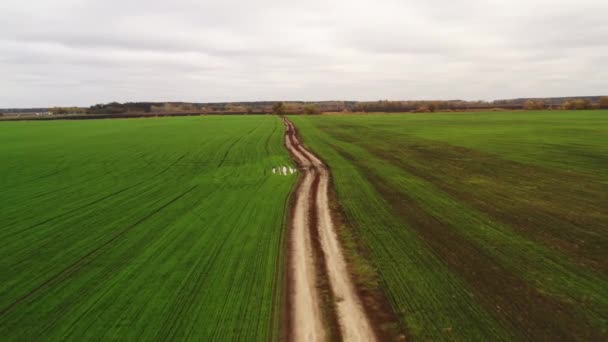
[[524, 100, 546, 110], [600, 97, 608, 108], [226, 104, 248, 113], [303, 104, 320, 115], [272, 102, 286, 115], [50, 107, 67, 115], [51, 107, 82, 115], [88, 103, 126, 114], [562, 99, 592, 110], [413, 106, 431, 113]]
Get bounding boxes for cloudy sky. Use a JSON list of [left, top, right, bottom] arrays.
[[1, 0, 606, 107]]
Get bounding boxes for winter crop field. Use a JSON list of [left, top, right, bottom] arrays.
[[0, 116, 296, 340], [1, 111, 607, 341], [291, 110, 608, 340]]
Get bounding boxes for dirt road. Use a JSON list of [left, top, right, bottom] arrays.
[[283, 118, 376, 342]]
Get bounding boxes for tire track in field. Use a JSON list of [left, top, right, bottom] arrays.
[[283, 117, 376, 342], [155, 197, 240, 342], [52, 187, 213, 340], [0, 167, 69, 192], [217, 122, 263, 167], [264, 117, 279, 156], [0, 185, 198, 318], [1, 154, 187, 238]]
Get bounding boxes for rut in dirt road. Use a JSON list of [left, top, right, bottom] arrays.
[[283, 117, 377, 342]]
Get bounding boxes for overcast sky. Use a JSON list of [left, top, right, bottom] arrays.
[[1, 0, 606, 107]]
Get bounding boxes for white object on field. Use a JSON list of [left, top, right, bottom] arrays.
[[272, 166, 297, 176]]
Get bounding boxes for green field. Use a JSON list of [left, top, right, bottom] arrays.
[[291, 111, 608, 341], [2, 111, 607, 341], [0, 116, 295, 340]]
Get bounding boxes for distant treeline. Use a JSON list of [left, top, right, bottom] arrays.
[[82, 101, 344, 115], [79, 96, 608, 115], [3, 96, 607, 117], [0, 108, 48, 114], [77, 97, 607, 115]]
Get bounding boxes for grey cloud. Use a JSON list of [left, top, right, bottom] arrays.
[[1, 0, 607, 107]]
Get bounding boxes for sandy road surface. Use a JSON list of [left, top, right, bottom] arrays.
[[284, 118, 376, 342], [289, 152, 326, 341]]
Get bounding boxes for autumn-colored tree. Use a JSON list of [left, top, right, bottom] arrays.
[[272, 102, 286, 115], [303, 104, 320, 115], [562, 99, 592, 110], [50, 107, 83, 115], [413, 106, 431, 113], [284, 103, 303, 113], [524, 100, 546, 110], [600, 97, 608, 108]]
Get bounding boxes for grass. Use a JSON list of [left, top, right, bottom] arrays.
[[0, 115, 296, 341], [291, 110, 608, 341]]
